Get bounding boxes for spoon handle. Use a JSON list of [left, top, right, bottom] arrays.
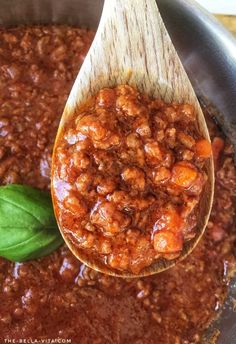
[[99, 0, 165, 90], [67, 0, 209, 143], [67, 0, 190, 110]]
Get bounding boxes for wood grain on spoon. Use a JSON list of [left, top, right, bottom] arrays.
[[51, 0, 214, 277]]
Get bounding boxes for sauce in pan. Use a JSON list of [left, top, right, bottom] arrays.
[[0, 26, 235, 344]]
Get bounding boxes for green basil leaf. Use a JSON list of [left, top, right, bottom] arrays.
[[0, 184, 64, 262]]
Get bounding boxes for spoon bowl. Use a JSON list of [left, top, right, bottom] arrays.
[[51, 0, 214, 277]]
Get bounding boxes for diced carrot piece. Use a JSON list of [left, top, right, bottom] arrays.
[[195, 139, 212, 158], [171, 162, 198, 188], [153, 205, 183, 233], [153, 231, 183, 253]]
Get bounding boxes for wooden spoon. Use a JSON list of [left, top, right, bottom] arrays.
[[51, 0, 214, 277]]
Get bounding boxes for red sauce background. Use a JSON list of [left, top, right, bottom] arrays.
[[0, 26, 235, 344]]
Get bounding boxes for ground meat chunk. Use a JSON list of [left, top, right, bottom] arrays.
[[76, 114, 109, 141], [144, 141, 163, 164], [90, 201, 131, 236], [153, 231, 183, 253], [152, 166, 171, 185], [122, 166, 146, 191]]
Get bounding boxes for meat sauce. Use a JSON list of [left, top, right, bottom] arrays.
[[53, 85, 211, 274], [0, 26, 235, 344]]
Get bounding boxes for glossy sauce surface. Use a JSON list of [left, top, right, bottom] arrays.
[[53, 85, 210, 274], [0, 26, 235, 344]]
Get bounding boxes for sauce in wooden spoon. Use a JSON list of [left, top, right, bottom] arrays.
[[51, 0, 214, 277]]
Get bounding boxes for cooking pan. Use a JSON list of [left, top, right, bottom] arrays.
[[0, 0, 235, 342]]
